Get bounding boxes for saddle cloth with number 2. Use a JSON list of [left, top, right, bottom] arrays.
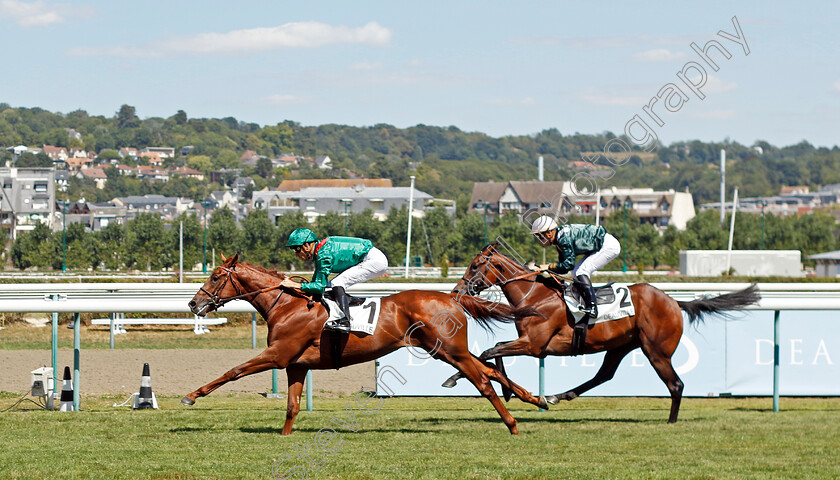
[[564, 283, 636, 325]]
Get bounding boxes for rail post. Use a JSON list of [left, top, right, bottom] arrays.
[[73, 312, 80, 411], [773, 309, 781, 413]]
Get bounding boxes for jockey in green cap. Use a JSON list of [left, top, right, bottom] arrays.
[[281, 228, 389, 332]]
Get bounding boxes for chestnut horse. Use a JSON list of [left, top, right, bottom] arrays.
[[442, 243, 760, 423], [182, 254, 546, 435]]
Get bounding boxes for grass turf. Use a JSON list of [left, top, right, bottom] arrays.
[[0, 395, 837, 479]]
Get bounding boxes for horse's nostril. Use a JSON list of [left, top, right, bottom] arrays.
[[188, 300, 196, 308]]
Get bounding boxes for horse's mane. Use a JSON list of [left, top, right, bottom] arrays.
[[239, 261, 288, 280]]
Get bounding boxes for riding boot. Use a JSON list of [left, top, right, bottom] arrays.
[[575, 275, 598, 318], [327, 286, 352, 333]]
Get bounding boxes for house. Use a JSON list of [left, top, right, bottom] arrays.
[[60, 201, 127, 231], [253, 184, 433, 224], [110, 194, 191, 221], [0, 167, 56, 240], [232, 177, 255, 196], [141, 152, 164, 166], [55, 170, 70, 192], [315, 155, 332, 170], [468, 181, 696, 230], [118, 147, 138, 159], [135, 166, 169, 182], [272, 154, 300, 169], [139, 147, 176, 159], [43, 145, 69, 163], [66, 157, 93, 172], [181, 145, 195, 156], [206, 190, 238, 211], [277, 178, 393, 191], [171, 166, 205, 181], [69, 148, 88, 159], [808, 250, 840, 277], [77, 167, 108, 189]]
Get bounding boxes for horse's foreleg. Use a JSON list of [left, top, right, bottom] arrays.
[[442, 338, 541, 388], [476, 357, 549, 410], [440, 353, 519, 435], [282, 367, 307, 435], [181, 350, 279, 405], [545, 342, 637, 404]]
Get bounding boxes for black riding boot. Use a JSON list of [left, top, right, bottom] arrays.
[[575, 275, 598, 318], [328, 286, 352, 333]]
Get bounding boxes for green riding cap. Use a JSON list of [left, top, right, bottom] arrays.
[[286, 228, 318, 247]]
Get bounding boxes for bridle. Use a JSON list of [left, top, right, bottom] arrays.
[[199, 265, 313, 313], [458, 249, 568, 299]]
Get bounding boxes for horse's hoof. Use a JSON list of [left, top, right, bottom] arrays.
[[441, 378, 457, 388], [538, 396, 550, 410], [545, 395, 559, 405], [180, 396, 195, 406]]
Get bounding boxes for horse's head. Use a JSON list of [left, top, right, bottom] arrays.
[[189, 253, 242, 316], [453, 243, 529, 296]]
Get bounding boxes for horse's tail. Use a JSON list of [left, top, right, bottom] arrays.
[[677, 283, 760, 324], [454, 294, 542, 332]]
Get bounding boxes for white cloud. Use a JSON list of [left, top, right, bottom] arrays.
[[67, 21, 392, 57], [689, 74, 737, 93], [261, 94, 306, 105], [633, 48, 686, 62], [583, 94, 648, 107], [0, 0, 89, 27]]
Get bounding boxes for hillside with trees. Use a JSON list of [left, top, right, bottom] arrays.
[[2, 103, 839, 271], [2, 104, 839, 207]]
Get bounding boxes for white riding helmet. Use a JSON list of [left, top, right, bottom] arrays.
[[530, 215, 558, 234]]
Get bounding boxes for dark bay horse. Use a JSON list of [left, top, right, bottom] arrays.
[[442, 243, 760, 423], [182, 254, 545, 435]]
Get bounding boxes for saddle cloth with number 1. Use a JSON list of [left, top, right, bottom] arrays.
[[564, 283, 636, 325], [322, 297, 382, 335]]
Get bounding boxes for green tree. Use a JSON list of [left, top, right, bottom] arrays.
[[115, 104, 140, 129], [208, 207, 243, 259], [241, 208, 276, 265], [125, 213, 167, 270]]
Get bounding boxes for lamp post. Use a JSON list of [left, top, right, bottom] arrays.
[[622, 199, 630, 273], [202, 200, 209, 274], [61, 200, 68, 272], [760, 200, 767, 250], [340, 199, 351, 236]]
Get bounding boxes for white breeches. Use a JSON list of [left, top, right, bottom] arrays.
[[330, 247, 389, 288], [573, 234, 621, 278]]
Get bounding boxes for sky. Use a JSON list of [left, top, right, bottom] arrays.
[[1, 1, 838, 149]]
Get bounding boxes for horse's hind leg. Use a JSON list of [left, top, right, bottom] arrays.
[[546, 342, 638, 404], [645, 351, 684, 423], [181, 349, 279, 405], [282, 367, 307, 435]]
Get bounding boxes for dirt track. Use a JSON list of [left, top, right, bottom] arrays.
[[0, 349, 376, 397]]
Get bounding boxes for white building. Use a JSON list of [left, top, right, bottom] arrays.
[[0, 167, 56, 239]]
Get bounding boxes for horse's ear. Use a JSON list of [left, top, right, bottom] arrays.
[[221, 253, 238, 266]]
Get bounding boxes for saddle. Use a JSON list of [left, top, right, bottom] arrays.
[[320, 291, 377, 370]]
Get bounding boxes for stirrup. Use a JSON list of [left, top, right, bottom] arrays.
[[325, 317, 351, 333]]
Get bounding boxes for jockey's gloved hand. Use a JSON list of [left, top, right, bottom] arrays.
[[526, 261, 540, 272]]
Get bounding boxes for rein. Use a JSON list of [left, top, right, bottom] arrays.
[[200, 267, 315, 312]]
